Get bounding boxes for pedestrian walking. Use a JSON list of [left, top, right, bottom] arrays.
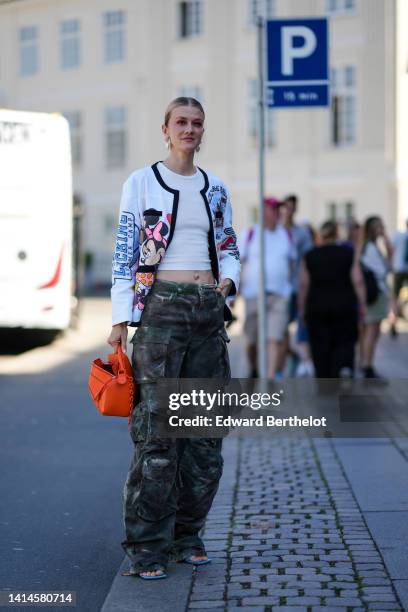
[[343, 219, 366, 366], [390, 219, 408, 336], [107, 97, 240, 579], [360, 215, 393, 378], [239, 197, 295, 379], [280, 194, 314, 377], [298, 220, 365, 378]]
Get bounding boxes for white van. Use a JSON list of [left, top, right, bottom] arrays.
[[0, 109, 74, 331]]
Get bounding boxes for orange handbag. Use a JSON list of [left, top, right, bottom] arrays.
[[88, 345, 135, 418]]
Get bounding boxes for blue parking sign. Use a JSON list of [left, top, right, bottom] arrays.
[[266, 18, 329, 108]]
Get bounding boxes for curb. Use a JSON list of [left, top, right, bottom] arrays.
[[101, 557, 194, 612]]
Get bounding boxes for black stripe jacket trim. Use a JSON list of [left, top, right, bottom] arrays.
[[151, 162, 179, 250], [197, 166, 219, 282]]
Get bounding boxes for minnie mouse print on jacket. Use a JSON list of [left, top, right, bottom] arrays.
[[111, 162, 241, 326]]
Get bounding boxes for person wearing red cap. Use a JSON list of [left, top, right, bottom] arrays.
[[239, 197, 296, 379]]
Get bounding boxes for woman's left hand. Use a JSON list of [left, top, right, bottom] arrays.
[[216, 278, 233, 298]]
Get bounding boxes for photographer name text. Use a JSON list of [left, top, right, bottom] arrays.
[[168, 415, 327, 428]]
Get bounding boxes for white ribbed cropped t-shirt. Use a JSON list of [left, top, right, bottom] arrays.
[[157, 162, 211, 270]]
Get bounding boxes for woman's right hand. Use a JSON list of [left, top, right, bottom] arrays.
[[107, 322, 128, 353]]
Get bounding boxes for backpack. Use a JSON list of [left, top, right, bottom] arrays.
[[360, 243, 380, 305], [404, 236, 408, 264], [360, 263, 379, 305]]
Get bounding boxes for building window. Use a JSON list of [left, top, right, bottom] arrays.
[[326, 201, 355, 222], [178, 85, 204, 103], [330, 66, 356, 146], [248, 0, 276, 26], [19, 26, 38, 76], [248, 79, 276, 149], [60, 19, 81, 70], [63, 111, 82, 166], [178, 0, 203, 38], [327, 202, 337, 221], [105, 106, 127, 168], [104, 10, 125, 63], [345, 201, 355, 221], [326, 0, 355, 14]]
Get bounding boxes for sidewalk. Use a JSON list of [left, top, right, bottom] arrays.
[[102, 323, 408, 612]]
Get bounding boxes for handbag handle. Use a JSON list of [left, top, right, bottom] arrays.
[[113, 344, 127, 385]]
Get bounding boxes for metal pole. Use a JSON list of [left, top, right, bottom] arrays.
[[257, 15, 267, 380]]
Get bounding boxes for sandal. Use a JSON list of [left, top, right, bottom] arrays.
[[122, 563, 168, 580], [182, 556, 211, 566], [138, 570, 167, 580]]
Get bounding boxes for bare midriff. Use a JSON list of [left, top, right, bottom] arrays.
[[156, 269, 216, 284]]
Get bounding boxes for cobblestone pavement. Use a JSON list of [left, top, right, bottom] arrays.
[[183, 323, 408, 611], [186, 433, 404, 612]]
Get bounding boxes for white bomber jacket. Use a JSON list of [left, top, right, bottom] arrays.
[[111, 162, 241, 326]]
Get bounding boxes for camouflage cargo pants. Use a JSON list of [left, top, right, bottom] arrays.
[[122, 280, 231, 571]]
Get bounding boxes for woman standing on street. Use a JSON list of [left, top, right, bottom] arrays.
[[107, 97, 240, 579], [360, 216, 393, 378], [298, 220, 365, 378]]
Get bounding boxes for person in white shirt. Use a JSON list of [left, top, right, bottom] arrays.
[[239, 197, 295, 379], [107, 97, 240, 579], [360, 216, 393, 378]]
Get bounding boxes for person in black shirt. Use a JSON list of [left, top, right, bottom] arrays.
[[298, 220, 365, 378]]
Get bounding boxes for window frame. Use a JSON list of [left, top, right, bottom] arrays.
[[105, 106, 127, 169], [326, 201, 356, 223], [60, 18, 81, 71], [103, 10, 126, 64], [19, 25, 39, 77], [178, 0, 203, 39], [330, 65, 357, 147]]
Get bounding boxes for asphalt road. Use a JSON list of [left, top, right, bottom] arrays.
[[1, 298, 407, 612], [0, 300, 131, 612]]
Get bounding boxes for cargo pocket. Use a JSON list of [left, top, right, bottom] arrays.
[[218, 327, 231, 380], [131, 326, 172, 383], [137, 445, 178, 521]]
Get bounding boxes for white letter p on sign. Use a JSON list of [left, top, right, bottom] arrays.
[[281, 26, 317, 76]]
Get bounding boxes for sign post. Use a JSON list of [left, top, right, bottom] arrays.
[[256, 17, 329, 380], [257, 15, 268, 380]]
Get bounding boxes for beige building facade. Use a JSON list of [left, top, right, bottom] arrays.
[[0, 0, 407, 283]]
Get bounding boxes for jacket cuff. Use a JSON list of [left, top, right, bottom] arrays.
[[111, 302, 133, 326], [220, 266, 240, 296]]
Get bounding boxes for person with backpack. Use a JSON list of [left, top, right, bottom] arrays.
[[360, 216, 393, 378], [239, 197, 295, 379]]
